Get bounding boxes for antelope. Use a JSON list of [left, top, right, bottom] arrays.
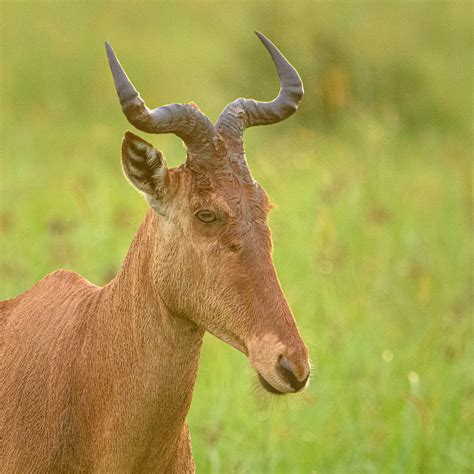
[[0, 32, 310, 473]]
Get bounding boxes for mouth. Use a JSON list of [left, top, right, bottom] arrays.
[[257, 372, 286, 395]]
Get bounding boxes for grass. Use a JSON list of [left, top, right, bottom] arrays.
[[1, 1, 472, 472]]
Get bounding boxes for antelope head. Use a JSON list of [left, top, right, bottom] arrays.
[[106, 32, 310, 395]]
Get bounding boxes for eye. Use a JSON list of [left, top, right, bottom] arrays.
[[196, 210, 217, 223]]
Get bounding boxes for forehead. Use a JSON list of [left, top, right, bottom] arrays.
[[185, 160, 271, 217]]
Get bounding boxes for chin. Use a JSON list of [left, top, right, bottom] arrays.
[[257, 373, 289, 395]]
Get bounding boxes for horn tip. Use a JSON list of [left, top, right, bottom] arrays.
[[254, 31, 267, 42], [254, 31, 277, 53], [105, 41, 114, 55]]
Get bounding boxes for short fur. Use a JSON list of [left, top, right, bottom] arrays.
[[2, 33, 310, 471], [1, 132, 309, 472]]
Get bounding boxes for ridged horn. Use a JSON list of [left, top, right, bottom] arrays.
[[105, 42, 216, 156], [216, 31, 304, 139]]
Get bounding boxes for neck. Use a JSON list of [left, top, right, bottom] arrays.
[[82, 209, 204, 470]]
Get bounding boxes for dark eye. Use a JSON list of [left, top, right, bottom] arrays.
[[196, 210, 217, 223]]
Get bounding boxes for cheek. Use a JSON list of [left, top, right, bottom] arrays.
[[154, 239, 212, 311], [191, 218, 226, 239]]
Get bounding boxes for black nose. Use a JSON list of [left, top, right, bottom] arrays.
[[278, 357, 309, 392]]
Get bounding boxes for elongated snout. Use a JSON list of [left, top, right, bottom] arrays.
[[248, 333, 310, 395]]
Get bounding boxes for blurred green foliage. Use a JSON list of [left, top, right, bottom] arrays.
[[1, 1, 472, 473]]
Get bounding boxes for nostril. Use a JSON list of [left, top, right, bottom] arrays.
[[278, 356, 309, 392]]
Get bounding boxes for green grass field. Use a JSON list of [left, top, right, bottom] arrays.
[[1, 2, 472, 472]]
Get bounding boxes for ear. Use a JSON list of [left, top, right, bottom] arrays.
[[121, 131, 169, 214]]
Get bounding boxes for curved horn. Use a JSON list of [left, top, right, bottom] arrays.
[[216, 32, 304, 139], [105, 42, 216, 156]]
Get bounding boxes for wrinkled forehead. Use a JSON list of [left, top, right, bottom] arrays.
[[187, 160, 271, 218]]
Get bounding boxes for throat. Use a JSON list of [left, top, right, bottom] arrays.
[[105, 208, 205, 357], [88, 210, 205, 460]]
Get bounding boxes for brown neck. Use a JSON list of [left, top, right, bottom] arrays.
[[80, 209, 204, 469]]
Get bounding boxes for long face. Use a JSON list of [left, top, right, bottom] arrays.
[[108, 32, 310, 394], [121, 132, 310, 394]]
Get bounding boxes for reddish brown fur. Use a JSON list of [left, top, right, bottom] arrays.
[[0, 132, 309, 472]]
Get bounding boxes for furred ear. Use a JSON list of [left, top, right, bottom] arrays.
[[121, 131, 169, 214]]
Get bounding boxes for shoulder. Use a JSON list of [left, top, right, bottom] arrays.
[[2, 270, 99, 306], [37, 269, 100, 297], [43, 269, 96, 286]]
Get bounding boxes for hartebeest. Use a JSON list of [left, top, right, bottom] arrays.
[[1, 32, 310, 472]]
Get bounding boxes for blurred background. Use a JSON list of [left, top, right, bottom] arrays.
[[1, 1, 472, 472]]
